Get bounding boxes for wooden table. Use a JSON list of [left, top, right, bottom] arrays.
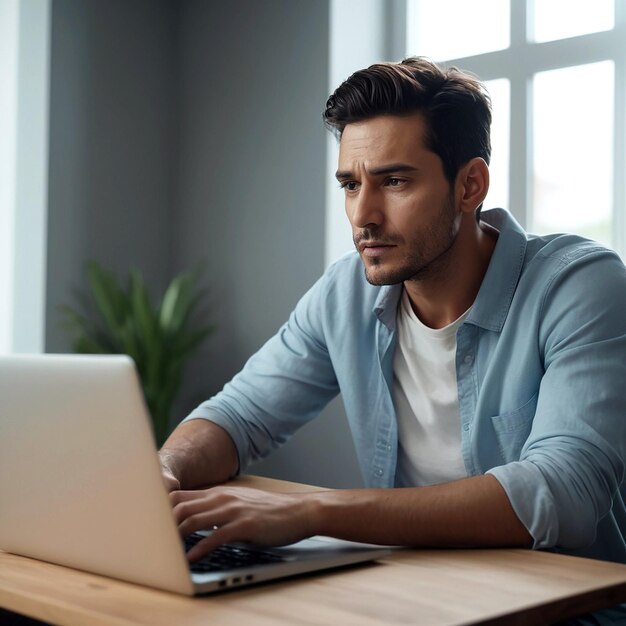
[[2, 476, 626, 626]]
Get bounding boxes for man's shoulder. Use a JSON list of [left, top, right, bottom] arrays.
[[527, 232, 616, 263], [484, 209, 622, 273], [478, 211, 625, 330], [523, 232, 624, 280], [323, 251, 371, 291], [519, 233, 626, 319]]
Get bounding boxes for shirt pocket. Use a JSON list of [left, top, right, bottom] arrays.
[[490, 393, 538, 464]]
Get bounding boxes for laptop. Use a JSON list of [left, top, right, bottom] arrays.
[[0, 354, 391, 595]]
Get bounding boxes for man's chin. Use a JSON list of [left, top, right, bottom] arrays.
[[363, 266, 406, 287]]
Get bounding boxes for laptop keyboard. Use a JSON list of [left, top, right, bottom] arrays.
[[184, 532, 287, 573]]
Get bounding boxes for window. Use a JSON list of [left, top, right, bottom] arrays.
[[406, 0, 626, 257], [0, 0, 19, 353], [0, 0, 51, 353]]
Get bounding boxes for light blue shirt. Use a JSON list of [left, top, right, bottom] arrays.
[[186, 208, 626, 564]]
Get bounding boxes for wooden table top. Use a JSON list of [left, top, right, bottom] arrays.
[[2, 476, 626, 626]]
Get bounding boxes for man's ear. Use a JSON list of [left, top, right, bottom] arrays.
[[456, 157, 490, 214]]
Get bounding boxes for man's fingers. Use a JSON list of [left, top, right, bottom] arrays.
[[169, 487, 227, 503], [185, 525, 243, 562], [171, 490, 260, 561], [169, 486, 230, 506], [177, 505, 232, 537], [169, 489, 198, 506], [169, 486, 313, 558], [171, 487, 250, 526], [172, 490, 222, 521], [171, 489, 244, 539]]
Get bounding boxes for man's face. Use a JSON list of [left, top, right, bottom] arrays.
[[337, 113, 461, 286]]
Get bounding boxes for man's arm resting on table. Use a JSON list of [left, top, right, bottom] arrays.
[[312, 475, 532, 547], [170, 464, 532, 561], [159, 419, 238, 491]]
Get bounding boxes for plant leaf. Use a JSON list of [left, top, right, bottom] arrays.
[[129, 270, 158, 348], [159, 271, 201, 336], [61, 261, 214, 448], [86, 262, 128, 336]]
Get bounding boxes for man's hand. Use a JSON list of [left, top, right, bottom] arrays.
[[171, 486, 317, 561]]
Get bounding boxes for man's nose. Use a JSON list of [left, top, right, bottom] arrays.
[[348, 185, 383, 229]]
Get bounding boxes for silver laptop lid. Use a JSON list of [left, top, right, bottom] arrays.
[[0, 354, 194, 595], [0, 354, 392, 596]]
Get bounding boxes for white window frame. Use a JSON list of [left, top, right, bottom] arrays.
[[0, 0, 19, 353], [404, 0, 626, 257], [0, 0, 51, 354]]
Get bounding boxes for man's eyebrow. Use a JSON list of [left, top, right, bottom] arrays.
[[335, 163, 418, 181]]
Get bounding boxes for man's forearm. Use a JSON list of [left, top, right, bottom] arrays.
[[159, 419, 238, 489], [310, 474, 532, 548], [173, 472, 533, 560]]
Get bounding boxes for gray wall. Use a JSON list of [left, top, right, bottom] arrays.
[[174, 0, 328, 407], [45, 0, 363, 488], [46, 0, 178, 353]]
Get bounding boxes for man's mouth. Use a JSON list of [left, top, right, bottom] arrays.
[[359, 242, 396, 257]]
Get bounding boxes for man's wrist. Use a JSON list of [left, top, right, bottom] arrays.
[[305, 490, 351, 538]]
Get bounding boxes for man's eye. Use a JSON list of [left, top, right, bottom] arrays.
[[340, 181, 359, 191], [387, 177, 403, 187]]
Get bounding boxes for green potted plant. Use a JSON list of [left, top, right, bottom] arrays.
[[61, 261, 214, 447]]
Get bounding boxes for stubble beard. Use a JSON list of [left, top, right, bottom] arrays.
[[358, 194, 459, 287]]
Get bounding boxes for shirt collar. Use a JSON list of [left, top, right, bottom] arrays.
[[465, 208, 528, 332], [374, 284, 402, 330], [372, 209, 528, 333]]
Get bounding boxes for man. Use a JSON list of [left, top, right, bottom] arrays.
[[160, 58, 626, 580]]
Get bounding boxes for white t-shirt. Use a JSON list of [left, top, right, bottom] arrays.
[[393, 289, 470, 487]]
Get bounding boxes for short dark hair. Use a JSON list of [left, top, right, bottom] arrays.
[[323, 57, 492, 187]]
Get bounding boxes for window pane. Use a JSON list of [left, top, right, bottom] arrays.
[[406, 0, 510, 61], [532, 0, 614, 43], [483, 79, 510, 211], [532, 62, 614, 247]]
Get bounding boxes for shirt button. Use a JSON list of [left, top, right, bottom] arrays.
[[463, 422, 471, 431], [386, 445, 392, 451], [375, 469, 383, 477]]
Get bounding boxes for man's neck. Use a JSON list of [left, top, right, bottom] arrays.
[[403, 217, 498, 329]]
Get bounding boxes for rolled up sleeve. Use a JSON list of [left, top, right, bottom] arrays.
[[489, 247, 626, 550], [184, 270, 339, 473]]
